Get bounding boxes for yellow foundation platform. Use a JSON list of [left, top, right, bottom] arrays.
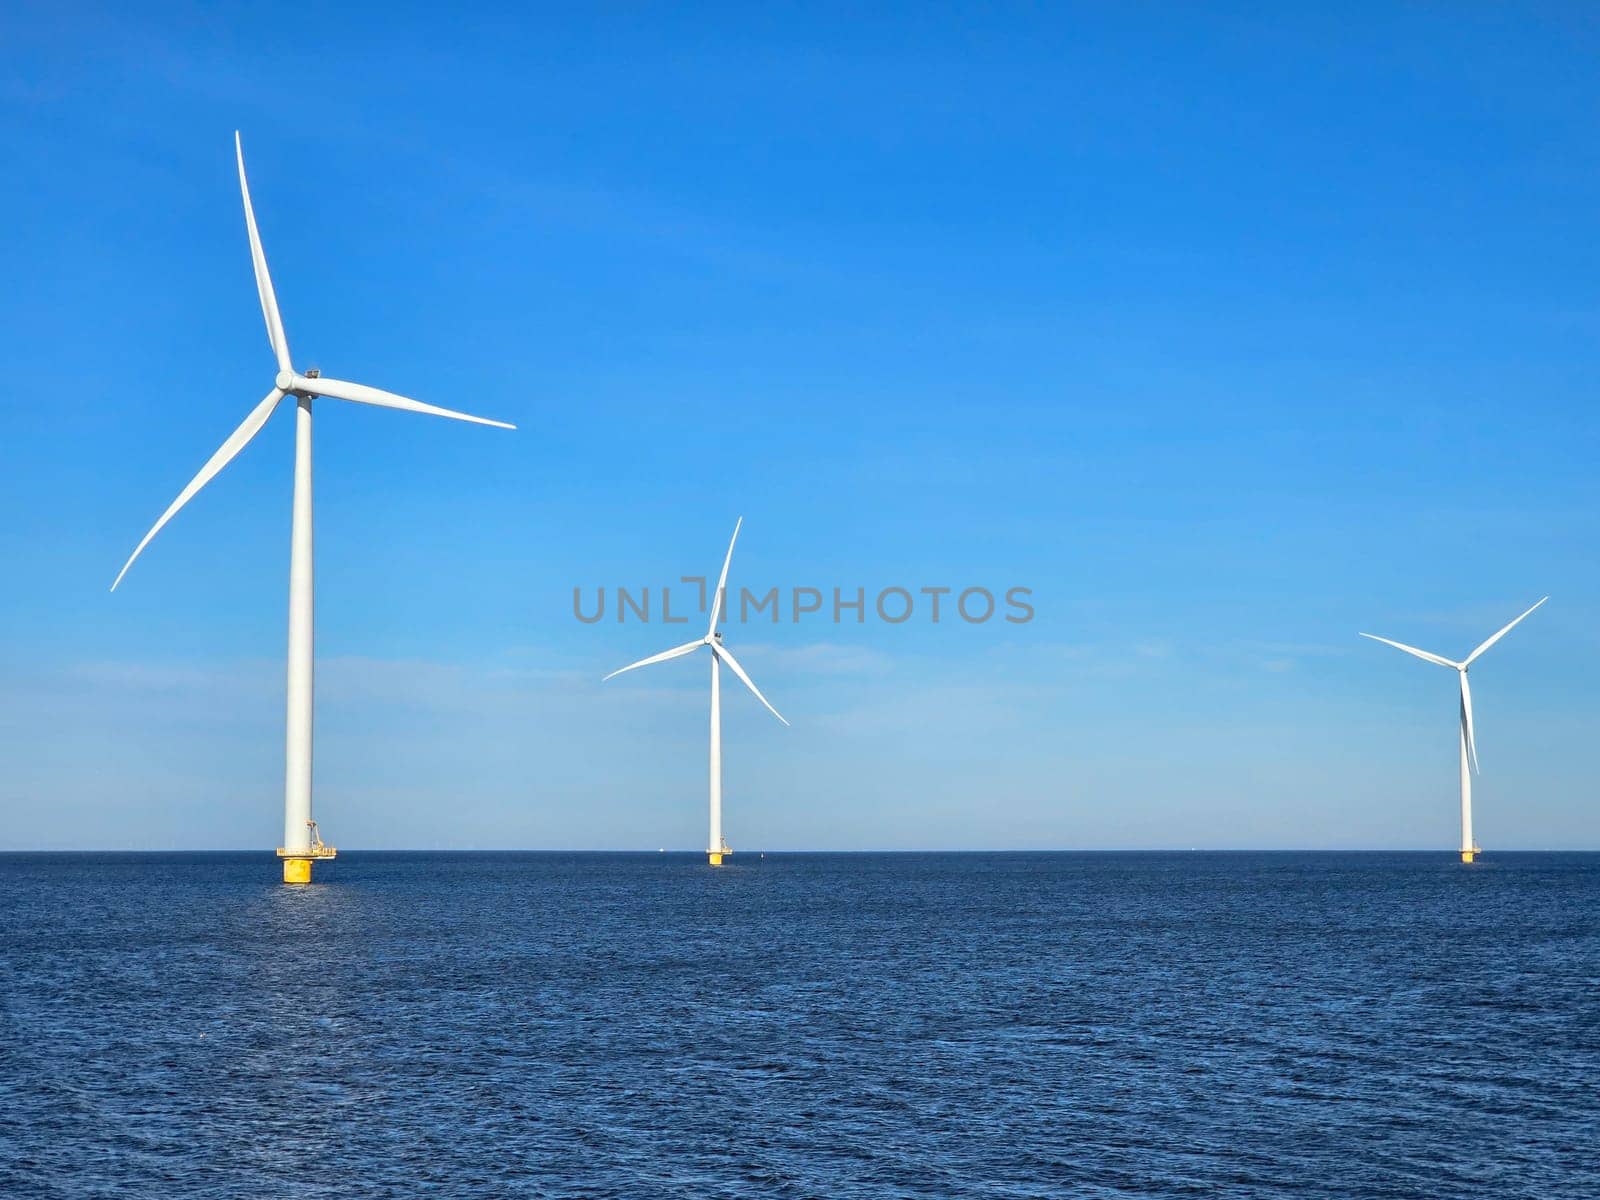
[[708, 852, 724, 866], [281, 857, 312, 884], [277, 845, 336, 884], [1460, 849, 1476, 864]]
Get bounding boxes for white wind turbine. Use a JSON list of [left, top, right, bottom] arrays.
[[603, 518, 788, 865], [1361, 597, 1546, 863], [111, 133, 515, 884]]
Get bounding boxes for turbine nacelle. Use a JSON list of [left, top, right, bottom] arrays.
[[275, 368, 324, 395]]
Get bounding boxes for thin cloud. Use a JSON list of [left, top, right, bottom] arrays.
[[737, 641, 893, 676]]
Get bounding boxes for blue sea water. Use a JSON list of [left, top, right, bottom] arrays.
[[0, 851, 1596, 1198]]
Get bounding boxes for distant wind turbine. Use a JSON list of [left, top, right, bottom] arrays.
[[111, 133, 515, 884], [1361, 597, 1546, 863], [603, 518, 788, 865]]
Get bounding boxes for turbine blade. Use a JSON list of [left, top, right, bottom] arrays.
[[1465, 596, 1548, 665], [602, 639, 703, 682], [707, 517, 742, 638], [111, 388, 285, 591], [235, 132, 291, 375], [1460, 671, 1480, 774], [307, 376, 515, 430], [1358, 632, 1458, 669], [711, 642, 788, 726]]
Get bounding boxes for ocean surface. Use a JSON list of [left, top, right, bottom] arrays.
[[1, 851, 1596, 1198]]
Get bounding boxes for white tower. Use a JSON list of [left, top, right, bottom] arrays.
[[1362, 597, 1546, 863], [112, 135, 515, 882], [604, 519, 789, 865]]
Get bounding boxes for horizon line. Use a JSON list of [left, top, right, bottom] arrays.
[[3, 846, 1597, 855]]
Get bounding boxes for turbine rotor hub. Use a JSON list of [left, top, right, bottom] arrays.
[[275, 369, 294, 392]]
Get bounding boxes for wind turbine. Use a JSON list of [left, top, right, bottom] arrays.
[[1361, 597, 1546, 863], [111, 133, 515, 884], [603, 518, 788, 865]]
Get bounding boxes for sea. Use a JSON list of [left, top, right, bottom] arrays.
[[1, 851, 1595, 1198]]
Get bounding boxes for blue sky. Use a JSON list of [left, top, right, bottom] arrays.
[[2, 3, 1598, 850]]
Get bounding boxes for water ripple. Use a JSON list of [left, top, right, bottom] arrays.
[[1, 851, 1597, 1198]]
